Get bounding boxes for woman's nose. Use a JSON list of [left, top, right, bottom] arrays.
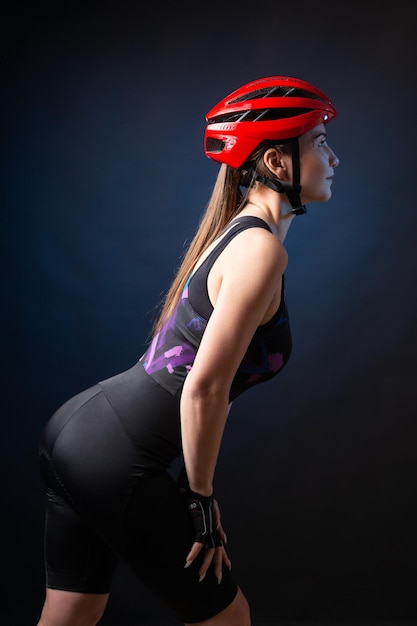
[[330, 149, 340, 168]]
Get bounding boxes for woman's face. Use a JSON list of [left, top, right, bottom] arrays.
[[298, 123, 339, 204]]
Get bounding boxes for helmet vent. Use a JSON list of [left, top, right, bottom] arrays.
[[230, 86, 328, 104], [205, 137, 226, 153], [208, 108, 310, 125]]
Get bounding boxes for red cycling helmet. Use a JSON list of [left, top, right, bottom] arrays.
[[204, 76, 337, 168]]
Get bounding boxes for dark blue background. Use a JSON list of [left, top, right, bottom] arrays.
[[2, 3, 417, 624]]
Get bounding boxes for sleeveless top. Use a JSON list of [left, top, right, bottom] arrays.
[[140, 216, 292, 401]]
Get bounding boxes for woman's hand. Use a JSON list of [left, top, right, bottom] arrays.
[[179, 469, 231, 583]]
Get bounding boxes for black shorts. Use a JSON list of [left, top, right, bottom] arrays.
[[39, 362, 238, 623]]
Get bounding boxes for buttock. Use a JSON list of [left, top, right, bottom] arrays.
[[39, 384, 141, 531], [39, 363, 181, 529], [39, 364, 238, 622]]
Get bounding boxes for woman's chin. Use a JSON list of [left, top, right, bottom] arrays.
[[304, 190, 332, 204]]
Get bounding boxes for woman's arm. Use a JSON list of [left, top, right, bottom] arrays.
[[180, 227, 287, 575], [181, 227, 287, 492]]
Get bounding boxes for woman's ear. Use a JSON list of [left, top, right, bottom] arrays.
[[263, 148, 291, 181]]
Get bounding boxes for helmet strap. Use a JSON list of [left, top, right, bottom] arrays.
[[288, 138, 307, 215], [240, 138, 307, 215]]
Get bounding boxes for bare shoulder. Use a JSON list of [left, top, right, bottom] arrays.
[[196, 225, 288, 386], [223, 226, 288, 277]]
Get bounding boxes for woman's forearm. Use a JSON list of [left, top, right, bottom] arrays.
[[180, 384, 230, 496]]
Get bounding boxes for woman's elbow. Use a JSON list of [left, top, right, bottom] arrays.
[[182, 372, 230, 404]]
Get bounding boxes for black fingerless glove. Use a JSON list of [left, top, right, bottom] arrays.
[[178, 466, 222, 549]]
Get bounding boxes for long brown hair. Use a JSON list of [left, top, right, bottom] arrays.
[[151, 164, 242, 335], [151, 140, 292, 336]]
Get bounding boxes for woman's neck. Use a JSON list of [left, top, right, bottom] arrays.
[[238, 189, 295, 243]]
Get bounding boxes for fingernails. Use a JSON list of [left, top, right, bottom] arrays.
[[199, 573, 206, 582], [184, 561, 192, 569], [223, 533, 227, 545], [217, 572, 222, 585]]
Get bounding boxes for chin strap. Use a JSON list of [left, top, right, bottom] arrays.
[[240, 138, 307, 215]]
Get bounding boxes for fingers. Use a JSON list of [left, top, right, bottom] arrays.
[[213, 544, 230, 584], [184, 543, 232, 584], [221, 544, 232, 571], [216, 522, 228, 545], [184, 543, 216, 582], [200, 544, 232, 584], [213, 500, 228, 544], [184, 541, 203, 569], [198, 547, 216, 582], [213, 498, 221, 526], [183, 498, 231, 583]]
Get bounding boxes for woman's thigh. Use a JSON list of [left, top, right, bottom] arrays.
[[37, 588, 109, 626], [185, 587, 251, 626], [43, 488, 118, 593]]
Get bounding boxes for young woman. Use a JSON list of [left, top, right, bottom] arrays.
[[37, 75, 339, 626]]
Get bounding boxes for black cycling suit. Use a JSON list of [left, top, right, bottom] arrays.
[[38, 216, 292, 623]]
